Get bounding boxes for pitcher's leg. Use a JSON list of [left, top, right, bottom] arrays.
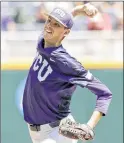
[[49, 127, 78, 143], [48, 114, 78, 143], [27, 114, 77, 143], [40, 138, 56, 143], [40, 136, 77, 143], [27, 124, 52, 143]]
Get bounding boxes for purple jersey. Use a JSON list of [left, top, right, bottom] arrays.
[[23, 36, 112, 125]]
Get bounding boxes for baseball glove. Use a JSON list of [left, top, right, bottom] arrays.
[[59, 119, 95, 141]]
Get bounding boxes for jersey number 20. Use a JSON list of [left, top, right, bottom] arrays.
[[33, 54, 53, 82]]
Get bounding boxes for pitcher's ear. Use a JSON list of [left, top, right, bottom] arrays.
[[64, 29, 70, 36]]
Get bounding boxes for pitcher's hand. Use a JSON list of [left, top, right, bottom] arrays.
[[72, 3, 98, 18]]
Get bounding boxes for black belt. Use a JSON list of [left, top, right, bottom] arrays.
[[29, 120, 61, 132]]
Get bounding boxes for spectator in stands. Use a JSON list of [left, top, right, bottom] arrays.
[[87, 6, 112, 30], [112, 2, 123, 30], [1, 14, 16, 31], [35, 2, 48, 23], [1, 2, 123, 31], [99, 2, 119, 30], [1, 2, 16, 31]]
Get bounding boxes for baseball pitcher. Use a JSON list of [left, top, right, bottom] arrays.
[[22, 3, 112, 143]]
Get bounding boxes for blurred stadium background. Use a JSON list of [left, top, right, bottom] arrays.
[[1, 2, 123, 143]]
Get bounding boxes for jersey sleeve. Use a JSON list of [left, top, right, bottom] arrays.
[[51, 50, 112, 116]]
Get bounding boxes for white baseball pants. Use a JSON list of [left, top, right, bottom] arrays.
[[27, 114, 78, 143]]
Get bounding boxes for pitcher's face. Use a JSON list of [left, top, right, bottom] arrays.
[[43, 16, 68, 43]]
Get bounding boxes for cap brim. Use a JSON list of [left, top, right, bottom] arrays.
[[44, 13, 67, 28]]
